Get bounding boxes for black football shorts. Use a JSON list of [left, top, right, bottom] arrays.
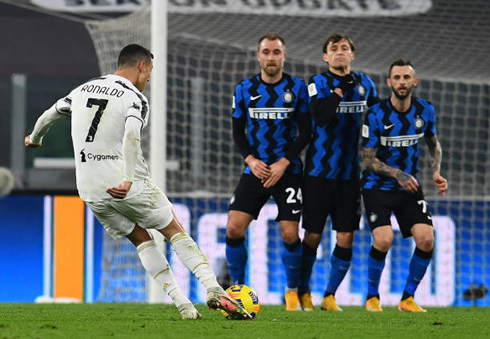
[[302, 176, 361, 233], [229, 173, 303, 222], [362, 188, 433, 238]]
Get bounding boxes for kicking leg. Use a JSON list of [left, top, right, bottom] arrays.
[[160, 214, 252, 320], [127, 225, 200, 319]]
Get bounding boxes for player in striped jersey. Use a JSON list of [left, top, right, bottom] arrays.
[[361, 59, 448, 312], [299, 34, 379, 311], [25, 44, 251, 320], [225, 33, 311, 311]]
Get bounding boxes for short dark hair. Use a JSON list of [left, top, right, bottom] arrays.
[[117, 44, 153, 69], [388, 59, 414, 76], [322, 33, 355, 53], [258, 33, 286, 51]]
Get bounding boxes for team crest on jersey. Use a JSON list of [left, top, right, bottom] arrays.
[[357, 85, 366, 96], [282, 91, 295, 103], [369, 212, 377, 223], [414, 118, 425, 129], [132, 102, 141, 110]]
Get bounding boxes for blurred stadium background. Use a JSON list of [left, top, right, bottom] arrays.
[[0, 0, 488, 307]]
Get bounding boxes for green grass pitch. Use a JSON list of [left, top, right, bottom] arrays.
[[1, 303, 489, 338]]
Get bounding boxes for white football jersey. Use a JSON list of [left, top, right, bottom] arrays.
[[57, 74, 151, 201]]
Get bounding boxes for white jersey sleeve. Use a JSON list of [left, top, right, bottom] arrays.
[[29, 96, 72, 144], [69, 74, 151, 202]]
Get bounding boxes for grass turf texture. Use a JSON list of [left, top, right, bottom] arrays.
[[1, 304, 489, 339]]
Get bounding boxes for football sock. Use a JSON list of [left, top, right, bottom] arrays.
[[137, 240, 190, 307], [298, 241, 317, 295], [325, 244, 352, 295], [170, 232, 222, 291], [282, 238, 302, 289], [225, 236, 247, 284], [403, 247, 433, 298], [367, 246, 388, 297]]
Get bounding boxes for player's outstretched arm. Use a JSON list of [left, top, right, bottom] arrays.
[[24, 101, 70, 148], [362, 147, 419, 193], [426, 135, 448, 196]]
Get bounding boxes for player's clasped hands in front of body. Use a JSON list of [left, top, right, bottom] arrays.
[[262, 157, 289, 188], [245, 155, 271, 181], [245, 155, 288, 188]]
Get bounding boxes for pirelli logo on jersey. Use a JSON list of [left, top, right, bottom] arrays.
[[248, 107, 294, 120], [380, 133, 424, 147], [336, 101, 366, 114]]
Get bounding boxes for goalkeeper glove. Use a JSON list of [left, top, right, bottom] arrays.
[[337, 73, 356, 93]]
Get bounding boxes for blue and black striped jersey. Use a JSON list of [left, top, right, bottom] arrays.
[[232, 73, 309, 175], [361, 97, 437, 191], [305, 71, 378, 179]]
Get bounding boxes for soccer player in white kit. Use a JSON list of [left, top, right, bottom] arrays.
[[25, 44, 251, 320]]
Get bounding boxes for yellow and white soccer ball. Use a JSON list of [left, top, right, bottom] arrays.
[[222, 284, 260, 319]]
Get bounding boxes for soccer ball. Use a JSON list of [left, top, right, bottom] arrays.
[[222, 284, 260, 319]]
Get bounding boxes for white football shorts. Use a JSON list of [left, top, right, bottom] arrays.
[[86, 179, 174, 239]]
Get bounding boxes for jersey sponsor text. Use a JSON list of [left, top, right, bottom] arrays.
[[248, 107, 294, 120], [380, 133, 424, 147], [336, 101, 366, 114]]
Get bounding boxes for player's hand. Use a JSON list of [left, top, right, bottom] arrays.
[[262, 157, 289, 188], [246, 155, 271, 181], [24, 135, 42, 148], [337, 73, 356, 93], [433, 172, 448, 197], [106, 180, 133, 199], [395, 170, 419, 193]]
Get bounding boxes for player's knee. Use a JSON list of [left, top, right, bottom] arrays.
[[126, 225, 152, 247], [281, 231, 299, 243], [336, 232, 354, 248], [226, 222, 247, 238], [416, 234, 434, 252], [304, 232, 322, 248], [373, 235, 393, 252]]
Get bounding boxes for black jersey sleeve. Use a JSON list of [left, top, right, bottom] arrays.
[[232, 116, 251, 160], [284, 108, 311, 162], [309, 93, 342, 126], [367, 95, 380, 107]]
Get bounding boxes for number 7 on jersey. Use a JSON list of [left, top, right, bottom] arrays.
[[85, 98, 108, 142]]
